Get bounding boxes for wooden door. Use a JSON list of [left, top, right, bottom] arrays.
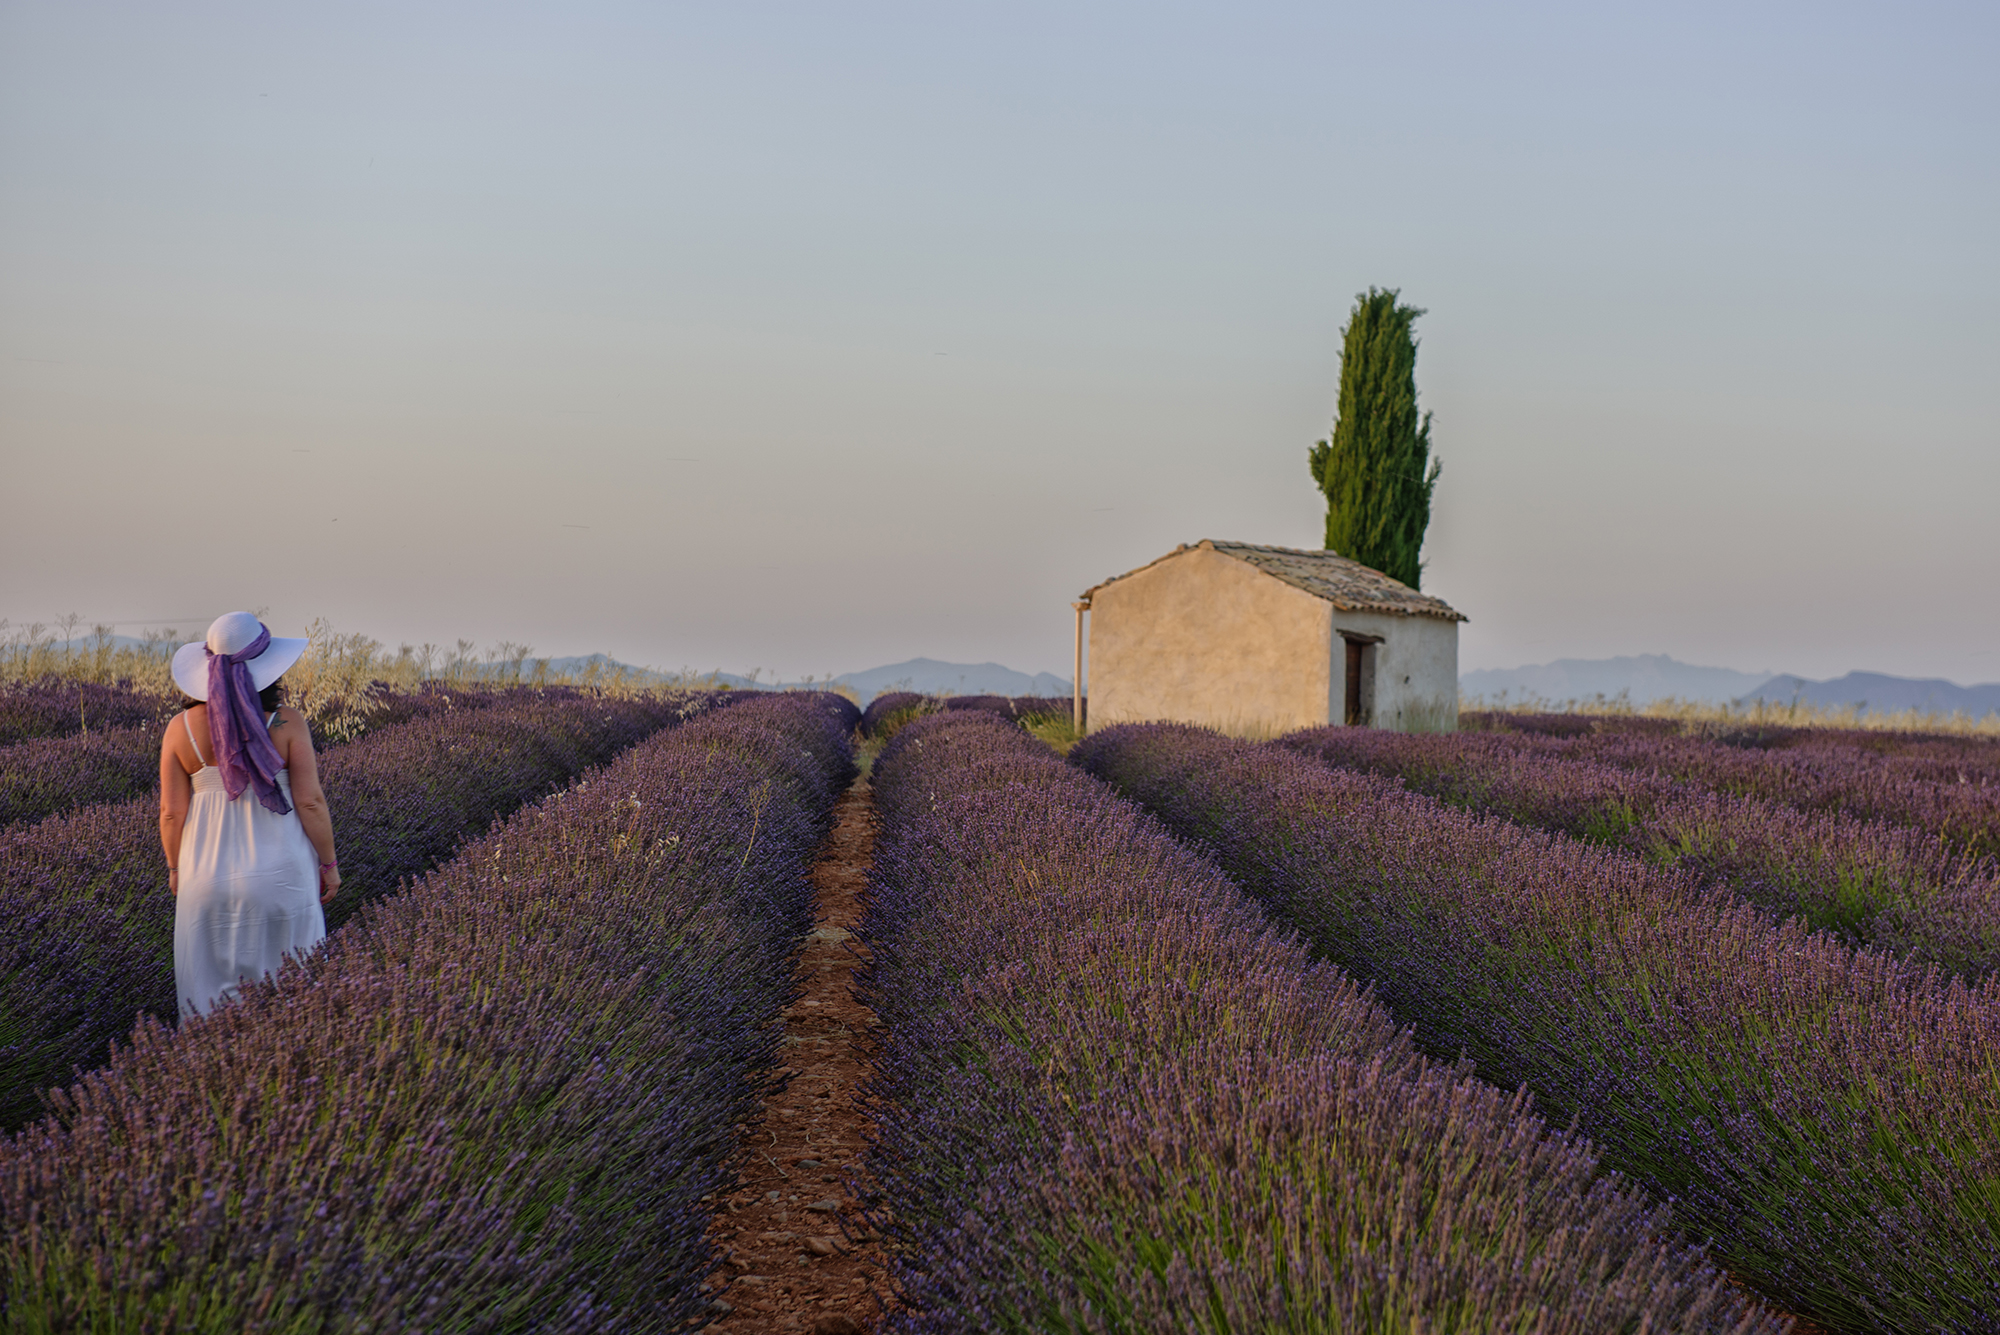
[[1345, 640, 1364, 726]]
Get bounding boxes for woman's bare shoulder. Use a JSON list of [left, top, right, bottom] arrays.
[[268, 705, 312, 764]]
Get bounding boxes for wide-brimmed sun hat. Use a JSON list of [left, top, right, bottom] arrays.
[[171, 612, 309, 701]]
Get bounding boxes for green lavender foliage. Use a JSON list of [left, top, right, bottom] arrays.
[[1308, 287, 1440, 589]]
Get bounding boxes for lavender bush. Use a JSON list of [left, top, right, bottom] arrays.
[[0, 683, 507, 829], [1282, 726, 2000, 974], [937, 693, 1016, 714], [1542, 731, 2000, 861], [863, 693, 1073, 740], [0, 691, 856, 1330], [861, 690, 931, 738], [1078, 723, 2000, 1333], [1458, 710, 1616, 739], [0, 688, 712, 1128], [0, 678, 170, 745], [0, 726, 161, 827], [1784, 726, 2000, 769], [1463, 710, 2000, 780], [862, 712, 1781, 1333], [940, 693, 1072, 721]]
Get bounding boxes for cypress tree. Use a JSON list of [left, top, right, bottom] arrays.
[[1307, 287, 1440, 589]]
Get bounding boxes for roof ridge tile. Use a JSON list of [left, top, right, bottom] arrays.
[[1084, 540, 1465, 622]]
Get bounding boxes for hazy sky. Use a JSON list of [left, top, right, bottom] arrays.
[[3, 1, 1994, 683]]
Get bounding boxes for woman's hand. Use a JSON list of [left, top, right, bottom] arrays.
[[168, 867, 179, 897], [319, 864, 341, 907]]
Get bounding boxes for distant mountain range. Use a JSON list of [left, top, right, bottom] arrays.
[[28, 635, 1995, 718], [1459, 654, 1776, 707], [543, 655, 1072, 703], [1741, 672, 2000, 718], [1462, 653, 2000, 718], [811, 657, 1072, 700]]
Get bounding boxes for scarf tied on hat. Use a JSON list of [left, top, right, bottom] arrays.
[[206, 623, 292, 815]]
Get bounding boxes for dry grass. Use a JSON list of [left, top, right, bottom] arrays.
[[0, 618, 731, 744], [1021, 711, 1086, 754], [1462, 692, 2000, 738]]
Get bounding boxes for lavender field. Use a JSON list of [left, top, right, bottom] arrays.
[[0, 686, 715, 1127], [1078, 721, 2000, 1333], [861, 711, 1778, 1332], [0, 678, 171, 746], [2, 677, 1996, 1331], [0, 681, 499, 830], [1280, 724, 2000, 973], [0, 692, 856, 1327]]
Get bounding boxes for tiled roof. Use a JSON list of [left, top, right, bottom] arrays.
[[1085, 540, 1466, 622]]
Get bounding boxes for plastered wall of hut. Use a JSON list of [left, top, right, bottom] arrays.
[[1084, 542, 1459, 735]]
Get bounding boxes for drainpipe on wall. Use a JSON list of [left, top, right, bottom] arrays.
[[1071, 599, 1089, 733]]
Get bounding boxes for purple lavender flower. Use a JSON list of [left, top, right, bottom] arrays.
[[0, 692, 857, 1328], [0, 688, 728, 1128], [0, 726, 162, 827], [1079, 721, 2000, 1331], [1281, 725, 2000, 974], [0, 678, 170, 745], [861, 711, 1781, 1332]]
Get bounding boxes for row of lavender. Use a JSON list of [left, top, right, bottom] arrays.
[[858, 711, 1780, 1332], [0, 726, 180, 827], [0, 692, 856, 1329], [1285, 725, 2000, 974], [858, 691, 1071, 740], [0, 684, 499, 829], [1466, 712, 2000, 860], [0, 679, 177, 824], [0, 688, 709, 1128], [0, 678, 170, 745], [1472, 710, 2000, 765], [1076, 724, 2000, 1333]]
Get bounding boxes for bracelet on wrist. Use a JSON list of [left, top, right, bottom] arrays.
[[320, 860, 338, 871]]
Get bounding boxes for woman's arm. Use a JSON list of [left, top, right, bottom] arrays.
[[274, 705, 340, 905], [159, 720, 193, 897]]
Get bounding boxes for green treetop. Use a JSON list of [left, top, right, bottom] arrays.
[[1307, 287, 1440, 590]]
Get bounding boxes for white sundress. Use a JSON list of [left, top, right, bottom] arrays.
[[173, 711, 327, 1018]]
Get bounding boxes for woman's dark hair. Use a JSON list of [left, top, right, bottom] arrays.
[[178, 682, 288, 713]]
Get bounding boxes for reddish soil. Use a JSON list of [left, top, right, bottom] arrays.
[[703, 774, 890, 1334]]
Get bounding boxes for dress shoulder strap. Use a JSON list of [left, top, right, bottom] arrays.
[[266, 710, 278, 727], [181, 712, 208, 771]]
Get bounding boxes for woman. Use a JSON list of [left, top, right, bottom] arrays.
[[160, 612, 340, 1017]]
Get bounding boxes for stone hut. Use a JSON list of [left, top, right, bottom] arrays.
[[1079, 539, 1464, 734]]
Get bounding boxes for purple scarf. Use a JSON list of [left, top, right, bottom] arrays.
[[206, 624, 292, 815]]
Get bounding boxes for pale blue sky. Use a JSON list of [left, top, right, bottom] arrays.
[[3, 1, 1994, 682]]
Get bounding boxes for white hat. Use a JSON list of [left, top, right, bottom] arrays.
[[171, 612, 310, 701]]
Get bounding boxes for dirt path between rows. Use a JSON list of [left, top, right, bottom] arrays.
[[704, 772, 889, 1333], [696, 759, 1822, 1335]]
